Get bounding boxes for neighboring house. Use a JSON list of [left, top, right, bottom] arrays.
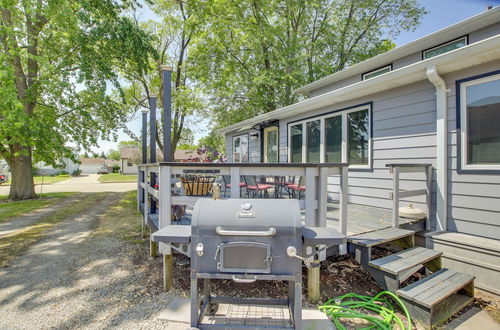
[[220, 8, 500, 295], [121, 147, 196, 174], [79, 158, 119, 174], [34, 150, 80, 175]]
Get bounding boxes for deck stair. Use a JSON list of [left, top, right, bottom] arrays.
[[348, 227, 475, 327]]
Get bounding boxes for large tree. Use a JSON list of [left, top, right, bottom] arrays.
[[0, 0, 154, 199], [190, 0, 426, 127], [122, 0, 204, 161]]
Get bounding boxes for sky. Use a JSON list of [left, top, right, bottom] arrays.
[[91, 0, 499, 154]]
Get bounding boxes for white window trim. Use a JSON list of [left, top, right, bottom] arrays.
[[460, 73, 500, 170], [287, 104, 372, 169], [362, 65, 392, 81], [423, 36, 468, 60]]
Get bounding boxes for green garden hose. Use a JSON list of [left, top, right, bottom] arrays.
[[319, 291, 412, 330]]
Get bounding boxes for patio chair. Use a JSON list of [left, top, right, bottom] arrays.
[[221, 175, 246, 197], [286, 176, 306, 199], [243, 175, 273, 198]]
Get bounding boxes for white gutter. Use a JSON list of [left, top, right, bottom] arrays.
[[426, 65, 447, 232]]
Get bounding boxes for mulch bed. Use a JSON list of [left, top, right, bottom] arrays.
[[131, 239, 499, 329]]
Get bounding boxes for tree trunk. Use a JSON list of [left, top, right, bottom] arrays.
[[8, 148, 36, 200]]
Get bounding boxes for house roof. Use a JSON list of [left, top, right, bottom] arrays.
[[220, 32, 500, 135], [120, 147, 196, 161], [294, 6, 500, 95], [79, 158, 119, 165]]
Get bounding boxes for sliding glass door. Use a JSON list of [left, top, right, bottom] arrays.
[[264, 126, 279, 163], [233, 134, 249, 163]]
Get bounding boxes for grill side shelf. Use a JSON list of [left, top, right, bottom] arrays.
[[152, 225, 191, 244], [301, 227, 346, 246]]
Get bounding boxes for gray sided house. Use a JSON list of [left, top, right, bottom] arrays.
[[220, 8, 500, 295]]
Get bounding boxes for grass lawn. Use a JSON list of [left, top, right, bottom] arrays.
[[98, 173, 137, 183], [1, 175, 71, 186], [94, 190, 141, 240], [0, 192, 76, 223], [0, 193, 105, 267]]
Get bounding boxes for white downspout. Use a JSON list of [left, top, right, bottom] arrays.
[[426, 65, 447, 232]]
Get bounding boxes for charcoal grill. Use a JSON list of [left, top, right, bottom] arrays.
[[152, 198, 345, 329]]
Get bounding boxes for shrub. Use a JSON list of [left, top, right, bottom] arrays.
[[112, 165, 121, 173], [72, 169, 82, 176]]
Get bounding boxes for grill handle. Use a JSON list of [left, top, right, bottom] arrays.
[[215, 226, 276, 237], [232, 275, 257, 283]]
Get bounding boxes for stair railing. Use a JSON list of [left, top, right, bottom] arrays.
[[386, 164, 433, 230]]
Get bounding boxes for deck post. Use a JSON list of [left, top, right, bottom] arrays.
[[305, 167, 317, 227], [230, 166, 240, 198], [150, 227, 158, 257], [339, 166, 348, 254], [307, 261, 321, 303], [392, 166, 400, 227], [159, 165, 173, 291], [425, 166, 433, 231], [143, 171, 149, 238], [317, 167, 328, 227]]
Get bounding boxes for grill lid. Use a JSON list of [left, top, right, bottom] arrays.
[[191, 199, 302, 236]]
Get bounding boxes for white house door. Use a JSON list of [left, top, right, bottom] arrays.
[[263, 126, 279, 163], [233, 134, 249, 163]]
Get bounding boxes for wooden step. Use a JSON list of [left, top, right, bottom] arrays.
[[348, 227, 414, 247], [369, 247, 442, 275], [397, 268, 475, 326]]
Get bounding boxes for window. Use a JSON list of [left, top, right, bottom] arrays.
[[288, 104, 371, 168], [362, 65, 392, 80], [325, 115, 342, 162], [290, 124, 303, 163], [348, 109, 369, 165], [459, 72, 500, 170], [263, 126, 279, 163], [233, 134, 249, 163], [127, 160, 133, 167], [306, 120, 320, 162], [423, 36, 467, 60]]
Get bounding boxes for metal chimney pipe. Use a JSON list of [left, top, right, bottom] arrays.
[[149, 95, 157, 213], [161, 66, 173, 162], [141, 108, 148, 164], [149, 95, 157, 163]]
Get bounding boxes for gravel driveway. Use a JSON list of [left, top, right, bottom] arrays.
[[0, 193, 178, 330], [0, 174, 136, 195]]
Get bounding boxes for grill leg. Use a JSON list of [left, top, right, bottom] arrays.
[[294, 280, 302, 329], [203, 278, 210, 305], [191, 276, 198, 327]]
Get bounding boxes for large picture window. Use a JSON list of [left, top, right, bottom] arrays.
[[288, 104, 371, 168], [459, 72, 500, 170]]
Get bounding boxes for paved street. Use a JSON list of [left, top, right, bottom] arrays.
[[0, 174, 136, 195]]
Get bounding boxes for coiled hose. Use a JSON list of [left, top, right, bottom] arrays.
[[319, 291, 412, 330]]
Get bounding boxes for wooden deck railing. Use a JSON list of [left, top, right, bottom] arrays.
[[138, 162, 349, 252]]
